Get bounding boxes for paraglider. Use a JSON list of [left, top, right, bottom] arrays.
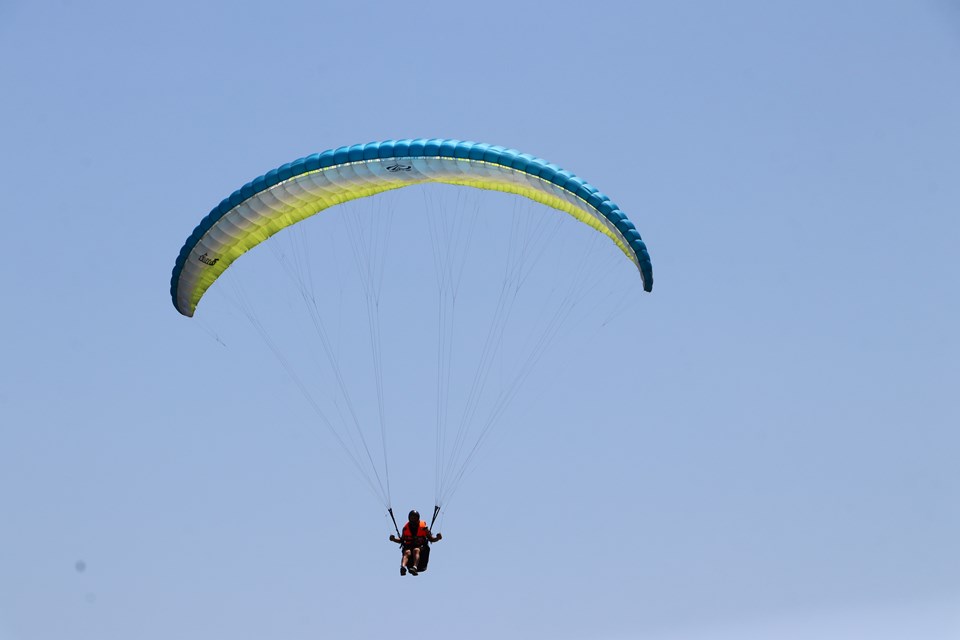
[[389, 510, 442, 576], [171, 139, 653, 575]]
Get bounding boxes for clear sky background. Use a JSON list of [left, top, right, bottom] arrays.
[[1, 1, 958, 639]]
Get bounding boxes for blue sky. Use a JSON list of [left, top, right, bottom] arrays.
[[1, 1, 958, 638]]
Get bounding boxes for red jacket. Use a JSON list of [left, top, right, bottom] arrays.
[[401, 521, 429, 546]]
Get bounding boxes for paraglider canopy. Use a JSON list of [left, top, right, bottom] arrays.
[[171, 139, 652, 318]]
